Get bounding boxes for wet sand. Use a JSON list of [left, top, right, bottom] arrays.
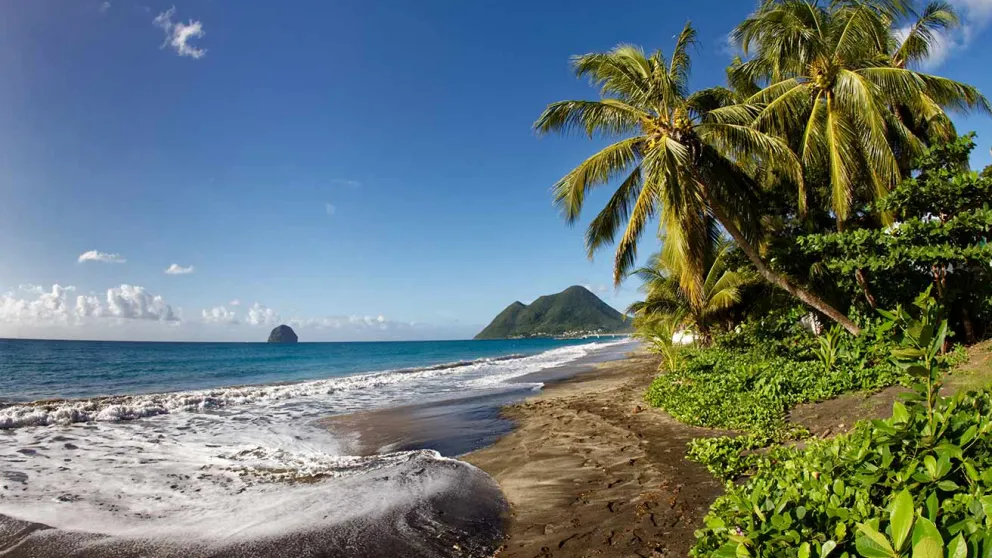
[[329, 351, 728, 557]]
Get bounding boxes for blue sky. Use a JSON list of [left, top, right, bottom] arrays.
[[2, 0, 991, 341]]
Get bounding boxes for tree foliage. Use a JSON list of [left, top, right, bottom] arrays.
[[732, 0, 989, 221], [629, 234, 758, 342], [798, 135, 992, 341]]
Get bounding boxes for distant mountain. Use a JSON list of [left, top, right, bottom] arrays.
[[474, 285, 630, 339]]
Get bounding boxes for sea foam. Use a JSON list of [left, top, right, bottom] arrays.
[[0, 339, 632, 556], [0, 341, 627, 430]]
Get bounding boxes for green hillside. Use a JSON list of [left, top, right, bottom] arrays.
[[474, 285, 630, 339]]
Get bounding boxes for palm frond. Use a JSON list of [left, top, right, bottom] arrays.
[[551, 137, 643, 225], [585, 166, 643, 257], [534, 99, 644, 138], [669, 21, 698, 97], [891, 1, 958, 68]]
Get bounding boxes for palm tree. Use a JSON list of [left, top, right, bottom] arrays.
[[534, 22, 864, 334], [889, 1, 962, 143], [628, 234, 758, 344], [732, 0, 989, 222]]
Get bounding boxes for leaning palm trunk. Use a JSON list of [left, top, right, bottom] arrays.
[[535, 22, 863, 335], [703, 193, 861, 335]]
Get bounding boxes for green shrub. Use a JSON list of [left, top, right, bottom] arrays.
[[692, 291, 992, 557], [687, 435, 770, 481], [691, 389, 992, 557], [645, 341, 899, 437]]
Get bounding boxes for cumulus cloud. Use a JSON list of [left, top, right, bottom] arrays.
[[202, 306, 239, 325], [18, 284, 44, 295], [199, 301, 402, 334], [0, 284, 176, 325], [153, 6, 207, 59], [908, 0, 992, 69], [199, 302, 278, 326], [164, 263, 194, 275], [325, 203, 337, 216], [289, 315, 390, 331], [78, 250, 126, 264], [245, 303, 280, 326]]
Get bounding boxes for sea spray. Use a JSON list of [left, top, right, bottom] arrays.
[[0, 339, 633, 556]]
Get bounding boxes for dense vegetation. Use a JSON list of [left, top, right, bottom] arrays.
[[474, 285, 629, 339], [693, 294, 992, 557], [535, 0, 992, 554]]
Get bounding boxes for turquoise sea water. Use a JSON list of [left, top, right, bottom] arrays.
[[0, 337, 616, 402], [0, 336, 632, 554]]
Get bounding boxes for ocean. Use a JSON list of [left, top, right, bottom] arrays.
[[0, 337, 634, 557]]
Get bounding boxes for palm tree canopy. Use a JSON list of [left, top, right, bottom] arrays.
[[534, 22, 803, 304], [628, 235, 757, 332], [731, 0, 990, 220]]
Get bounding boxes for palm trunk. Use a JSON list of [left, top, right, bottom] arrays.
[[705, 200, 862, 336], [855, 269, 878, 309], [837, 219, 877, 309], [960, 306, 977, 345]]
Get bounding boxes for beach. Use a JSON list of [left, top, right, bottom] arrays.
[[328, 350, 728, 557], [0, 338, 636, 558]]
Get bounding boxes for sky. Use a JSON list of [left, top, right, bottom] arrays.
[[2, 0, 992, 342]]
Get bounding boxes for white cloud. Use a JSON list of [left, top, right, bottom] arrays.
[[202, 306, 239, 325], [719, 32, 742, 57], [229, 299, 241, 306], [289, 315, 390, 331], [153, 7, 207, 59], [78, 250, 126, 264], [325, 203, 337, 216], [911, 0, 992, 69], [103, 285, 177, 320], [99, 1, 111, 13], [0, 284, 176, 325], [18, 284, 44, 295], [245, 303, 280, 326], [164, 263, 194, 275]]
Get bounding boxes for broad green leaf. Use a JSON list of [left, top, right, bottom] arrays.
[[857, 523, 896, 558], [959, 426, 978, 445], [890, 489, 914, 551], [713, 543, 738, 558], [821, 540, 837, 558], [799, 542, 811, 558], [933, 321, 948, 354], [925, 492, 939, 521], [893, 348, 925, 360], [912, 517, 944, 558], [945, 534, 967, 558], [892, 401, 909, 423]]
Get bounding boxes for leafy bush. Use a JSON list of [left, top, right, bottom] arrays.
[[645, 333, 900, 437], [692, 388, 992, 557], [691, 293, 992, 557], [687, 434, 771, 481], [797, 134, 992, 342]]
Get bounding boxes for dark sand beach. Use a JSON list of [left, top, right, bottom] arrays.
[[0, 455, 507, 558], [327, 350, 729, 558]]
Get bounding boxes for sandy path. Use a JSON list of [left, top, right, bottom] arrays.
[[464, 353, 725, 558]]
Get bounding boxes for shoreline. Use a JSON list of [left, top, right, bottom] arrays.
[[328, 350, 729, 557], [464, 352, 726, 557]]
